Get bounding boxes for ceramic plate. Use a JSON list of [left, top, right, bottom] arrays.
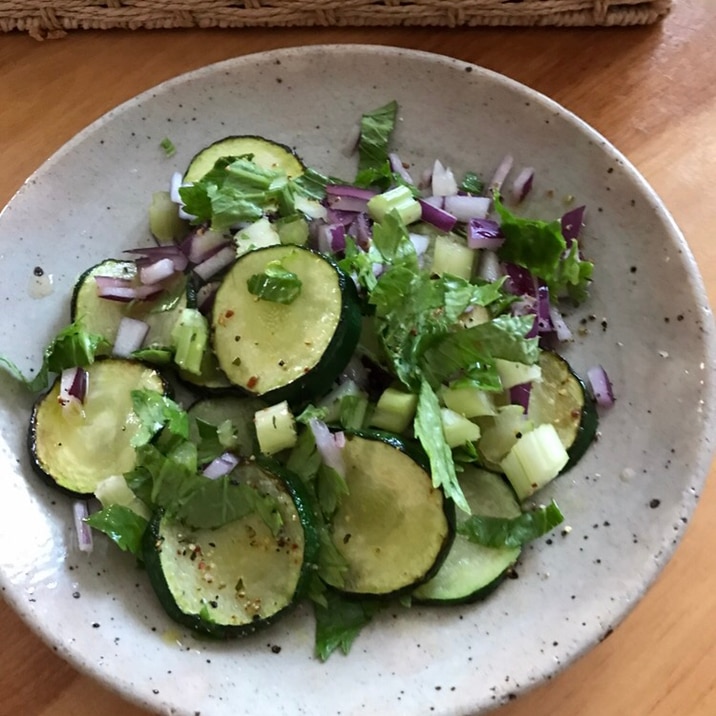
[[1, 45, 714, 716]]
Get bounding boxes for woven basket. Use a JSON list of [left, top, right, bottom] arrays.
[[1, 1, 672, 40]]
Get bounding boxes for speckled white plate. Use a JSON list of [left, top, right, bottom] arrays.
[[1, 45, 714, 716]]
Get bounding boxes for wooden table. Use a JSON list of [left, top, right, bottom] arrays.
[[2, 2, 715, 714]]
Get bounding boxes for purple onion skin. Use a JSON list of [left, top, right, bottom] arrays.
[[561, 205, 586, 244]]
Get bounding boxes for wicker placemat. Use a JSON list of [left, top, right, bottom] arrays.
[[1, 1, 672, 40]]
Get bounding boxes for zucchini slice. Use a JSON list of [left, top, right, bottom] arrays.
[[323, 431, 455, 598], [183, 136, 305, 184], [413, 468, 521, 605], [71, 259, 188, 351], [527, 351, 598, 470], [142, 460, 318, 638], [211, 245, 362, 404], [187, 395, 267, 457], [29, 358, 166, 497]]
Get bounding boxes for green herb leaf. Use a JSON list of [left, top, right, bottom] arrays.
[[413, 378, 469, 513], [357, 100, 398, 174], [160, 137, 176, 157], [247, 259, 302, 304], [314, 589, 382, 661], [295, 404, 329, 425], [85, 505, 148, 557], [131, 390, 189, 447], [458, 500, 565, 548], [459, 171, 484, 195]]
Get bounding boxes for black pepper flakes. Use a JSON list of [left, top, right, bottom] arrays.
[[649, 498, 661, 509]]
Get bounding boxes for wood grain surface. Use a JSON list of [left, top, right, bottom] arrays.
[[1, 1, 715, 714]]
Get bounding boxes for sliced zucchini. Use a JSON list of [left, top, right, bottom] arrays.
[[29, 358, 166, 497], [184, 136, 305, 184], [71, 259, 188, 351], [211, 245, 361, 404], [142, 460, 318, 638], [413, 468, 521, 604], [187, 394, 267, 458], [323, 431, 455, 598], [527, 350, 598, 469]]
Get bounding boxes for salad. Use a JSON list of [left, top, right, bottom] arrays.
[[2, 101, 613, 660]]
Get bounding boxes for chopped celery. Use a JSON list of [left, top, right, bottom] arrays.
[[277, 215, 310, 246], [369, 387, 418, 433], [440, 408, 481, 448], [440, 384, 497, 418], [317, 380, 365, 424], [500, 423, 569, 501], [431, 235, 475, 279], [171, 309, 209, 376], [459, 304, 491, 329], [255, 401, 297, 454], [235, 217, 281, 256], [495, 358, 542, 390], [94, 474, 151, 520], [367, 185, 421, 225], [477, 404, 532, 465]]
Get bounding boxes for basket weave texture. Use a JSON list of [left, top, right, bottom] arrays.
[[1, 0, 672, 40]]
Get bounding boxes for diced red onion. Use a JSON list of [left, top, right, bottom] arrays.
[[202, 452, 240, 479], [510, 382, 532, 411], [339, 359, 369, 389], [419, 198, 457, 232], [180, 228, 230, 265], [348, 212, 372, 250], [73, 500, 94, 553], [94, 276, 163, 302], [58, 366, 89, 408], [511, 167, 535, 204], [431, 159, 458, 197], [389, 152, 415, 185], [548, 304, 573, 342], [504, 263, 539, 297], [561, 205, 587, 244], [193, 245, 236, 281], [489, 154, 514, 194], [587, 364, 615, 407], [113, 317, 150, 357], [444, 195, 491, 222], [409, 233, 430, 257], [467, 218, 504, 250], [536, 284, 553, 333], [309, 419, 346, 477], [325, 185, 376, 214], [138, 257, 177, 285], [475, 250, 503, 283], [326, 208, 360, 227], [317, 223, 347, 255]]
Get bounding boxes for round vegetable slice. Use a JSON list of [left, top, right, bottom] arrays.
[[183, 135, 305, 184], [29, 358, 166, 497], [527, 350, 598, 470], [413, 468, 521, 604], [322, 431, 455, 598], [211, 245, 362, 404], [142, 460, 318, 638]]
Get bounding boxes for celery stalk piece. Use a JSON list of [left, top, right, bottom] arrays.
[[367, 185, 421, 225], [255, 401, 297, 455], [171, 309, 209, 376]]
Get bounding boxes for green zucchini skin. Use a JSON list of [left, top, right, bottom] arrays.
[[322, 430, 456, 600], [526, 350, 598, 473], [183, 135, 305, 184], [28, 358, 167, 498], [412, 468, 521, 606], [211, 245, 362, 406], [142, 459, 319, 639]]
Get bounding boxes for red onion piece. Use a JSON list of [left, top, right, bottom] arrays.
[[587, 365, 615, 407], [180, 228, 231, 265], [561, 205, 587, 244], [193, 245, 236, 281], [467, 218, 505, 250], [511, 167, 535, 204], [431, 159, 458, 197], [125, 244, 188, 268], [444, 195, 491, 222], [139, 257, 177, 285], [95, 276, 163, 302], [73, 500, 94, 553], [326, 185, 378, 201], [548, 304, 573, 342], [309, 418, 346, 477], [348, 212, 372, 250], [489, 154, 514, 194], [326, 194, 371, 214], [59, 366, 89, 408], [510, 382, 532, 411], [202, 452, 240, 479], [317, 223, 347, 255], [419, 198, 457, 232], [409, 233, 430, 257], [389, 152, 415, 185], [476, 250, 504, 283], [113, 317, 150, 357]]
